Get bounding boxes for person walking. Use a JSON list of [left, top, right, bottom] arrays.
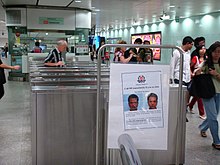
[[170, 36, 194, 122], [188, 46, 206, 119], [197, 42, 220, 150]]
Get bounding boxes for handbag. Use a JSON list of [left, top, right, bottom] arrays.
[[187, 74, 215, 99]]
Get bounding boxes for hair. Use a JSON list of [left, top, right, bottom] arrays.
[[147, 93, 158, 102], [194, 37, 205, 48], [205, 41, 220, 68], [197, 45, 207, 60], [128, 94, 139, 102], [115, 40, 127, 52], [143, 40, 150, 44], [35, 41, 40, 47], [57, 40, 68, 46], [182, 36, 194, 45], [134, 38, 143, 44]]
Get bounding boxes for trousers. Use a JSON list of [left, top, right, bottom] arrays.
[[199, 93, 220, 144]]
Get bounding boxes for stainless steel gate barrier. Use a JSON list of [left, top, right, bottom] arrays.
[[30, 61, 110, 165]]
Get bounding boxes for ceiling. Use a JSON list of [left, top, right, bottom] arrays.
[[0, 0, 220, 35]]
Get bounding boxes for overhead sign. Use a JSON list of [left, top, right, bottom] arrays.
[[39, 17, 64, 25]]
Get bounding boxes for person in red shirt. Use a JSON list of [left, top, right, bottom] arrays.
[[188, 46, 206, 119]]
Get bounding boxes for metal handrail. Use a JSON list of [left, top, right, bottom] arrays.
[[96, 44, 184, 165]]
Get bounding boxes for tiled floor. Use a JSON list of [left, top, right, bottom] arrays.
[[0, 80, 31, 165], [0, 62, 220, 164]]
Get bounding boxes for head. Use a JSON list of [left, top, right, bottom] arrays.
[[35, 41, 40, 47], [206, 41, 220, 67], [198, 45, 206, 59], [128, 94, 139, 111], [182, 36, 194, 51], [134, 38, 143, 44], [143, 40, 150, 45], [115, 40, 127, 52], [147, 93, 158, 109], [57, 40, 68, 53], [194, 37, 205, 49], [100, 41, 105, 46]]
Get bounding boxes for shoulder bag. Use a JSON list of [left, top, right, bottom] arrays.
[[187, 73, 215, 99]]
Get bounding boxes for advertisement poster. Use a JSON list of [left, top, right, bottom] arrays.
[[122, 71, 163, 130], [108, 63, 170, 150]]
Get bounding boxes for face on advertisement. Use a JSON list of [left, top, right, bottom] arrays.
[[128, 94, 139, 111], [147, 93, 158, 109]]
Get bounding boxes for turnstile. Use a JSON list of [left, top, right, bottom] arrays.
[[31, 85, 108, 165], [30, 62, 110, 165], [30, 77, 110, 86]]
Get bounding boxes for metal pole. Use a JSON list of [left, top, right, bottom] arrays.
[[174, 48, 184, 165], [96, 44, 185, 165]]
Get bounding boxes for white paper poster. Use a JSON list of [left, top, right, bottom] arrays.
[[122, 71, 163, 130], [108, 63, 170, 150]]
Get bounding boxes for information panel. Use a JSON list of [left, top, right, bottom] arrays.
[[108, 63, 170, 150]]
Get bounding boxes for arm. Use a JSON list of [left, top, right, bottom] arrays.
[[120, 54, 133, 63], [0, 63, 20, 70], [44, 50, 64, 67], [170, 50, 178, 82], [209, 68, 220, 81], [44, 61, 64, 67], [190, 56, 197, 69], [120, 49, 135, 63]]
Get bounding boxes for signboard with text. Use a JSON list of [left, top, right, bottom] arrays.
[[39, 17, 64, 25]]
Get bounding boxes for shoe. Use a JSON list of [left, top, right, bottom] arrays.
[[200, 131, 207, 137], [189, 108, 195, 114], [199, 115, 207, 120], [186, 117, 189, 122], [212, 143, 220, 150]]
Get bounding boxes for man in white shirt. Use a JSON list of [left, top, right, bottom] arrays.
[[170, 36, 194, 122], [170, 36, 194, 86]]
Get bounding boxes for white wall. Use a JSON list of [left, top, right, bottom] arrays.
[[0, 38, 7, 47], [27, 8, 76, 30], [75, 9, 91, 28]]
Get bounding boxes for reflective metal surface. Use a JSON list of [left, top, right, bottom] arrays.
[[31, 86, 108, 165], [30, 61, 109, 165]]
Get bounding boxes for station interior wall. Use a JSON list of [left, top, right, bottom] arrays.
[[100, 12, 220, 65]]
